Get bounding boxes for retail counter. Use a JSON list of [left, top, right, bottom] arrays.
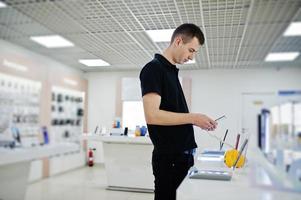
[[177, 148, 301, 200], [82, 134, 154, 192], [0, 143, 80, 200]]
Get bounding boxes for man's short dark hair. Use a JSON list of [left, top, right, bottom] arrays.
[[171, 23, 205, 45]]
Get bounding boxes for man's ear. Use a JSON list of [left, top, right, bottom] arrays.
[[174, 36, 182, 47]]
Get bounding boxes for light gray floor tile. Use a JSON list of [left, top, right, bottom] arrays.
[[25, 165, 154, 200]]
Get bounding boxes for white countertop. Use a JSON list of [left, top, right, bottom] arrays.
[[0, 143, 80, 166], [177, 148, 301, 200], [81, 134, 152, 145], [178, 167, 300, 200]]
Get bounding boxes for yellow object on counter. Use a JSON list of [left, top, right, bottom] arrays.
[[134, 125, 141, 137], [224, 149, 245, 168]]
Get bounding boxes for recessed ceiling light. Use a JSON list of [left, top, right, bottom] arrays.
[[30, 35, 74, 48], [146, 29, 175, 42], [78, 59, 110, 67], [184, 59, 196, 64], [265, 52, 299, 62], [0, 1, 7, 8], [283, 22, 301, 36]]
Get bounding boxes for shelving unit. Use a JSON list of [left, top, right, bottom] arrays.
[[50, 86, 85, 144], [0, 73, 41, 147], [0, 72, 87, 185]]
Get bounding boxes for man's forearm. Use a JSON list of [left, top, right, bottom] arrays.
[[146, 109, 195, 125]]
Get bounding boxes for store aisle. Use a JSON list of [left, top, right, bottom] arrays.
[[25, 165, 153, 200]]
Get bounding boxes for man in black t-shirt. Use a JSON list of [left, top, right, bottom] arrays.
[[140, 23, 217, 200]]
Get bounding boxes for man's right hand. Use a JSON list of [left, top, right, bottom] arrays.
[[191, 113, 217, 131]]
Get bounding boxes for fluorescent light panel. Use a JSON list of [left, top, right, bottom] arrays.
[[30, 35, 74, 48], [283, 22, 301, 36], [265, 52, 299, 62], [146, 29, 174, 42], [0, 1, 7, 8], [79, 59, 110, 67]]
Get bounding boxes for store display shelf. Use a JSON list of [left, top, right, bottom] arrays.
[[0, 143, 79, 166], [81, 133, 152, 145]]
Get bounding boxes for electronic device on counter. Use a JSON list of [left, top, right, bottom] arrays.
[[189, 168, 233, 181], [198, 150, 225, 161], [198, 128, 228, 160], [110, 128, 124, 136], [189, 139, 249, 181]]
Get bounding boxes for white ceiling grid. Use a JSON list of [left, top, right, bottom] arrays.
[[0, 0, 300, 71], [238, 0, 301, 68]]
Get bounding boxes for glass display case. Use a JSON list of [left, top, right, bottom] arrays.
[[258, 100, 301, 191]]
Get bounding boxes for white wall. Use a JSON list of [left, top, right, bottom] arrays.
[[181, 68, 301, 152], [0, 39, 84, 77], [0, 39, 88, 131], [86, 71, 140, 132], [86, 67, 301, 162], [85, 71, 139, 163]]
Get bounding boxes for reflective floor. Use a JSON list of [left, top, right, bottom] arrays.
[[25, 165, 154, 200]]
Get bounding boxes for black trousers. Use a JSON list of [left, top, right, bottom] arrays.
[[152, 151, 194, 200]]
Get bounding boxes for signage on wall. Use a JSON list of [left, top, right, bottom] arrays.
[[3, 59, 28, 71], [64, 78, 78, 86], [253, 100, 263, 105], [278, 90, 301, 96]]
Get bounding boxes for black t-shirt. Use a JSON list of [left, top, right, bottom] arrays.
[[139, 54, 197, 154]]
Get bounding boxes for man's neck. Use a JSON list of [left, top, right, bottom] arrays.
[[162, 47, 176, 65]]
